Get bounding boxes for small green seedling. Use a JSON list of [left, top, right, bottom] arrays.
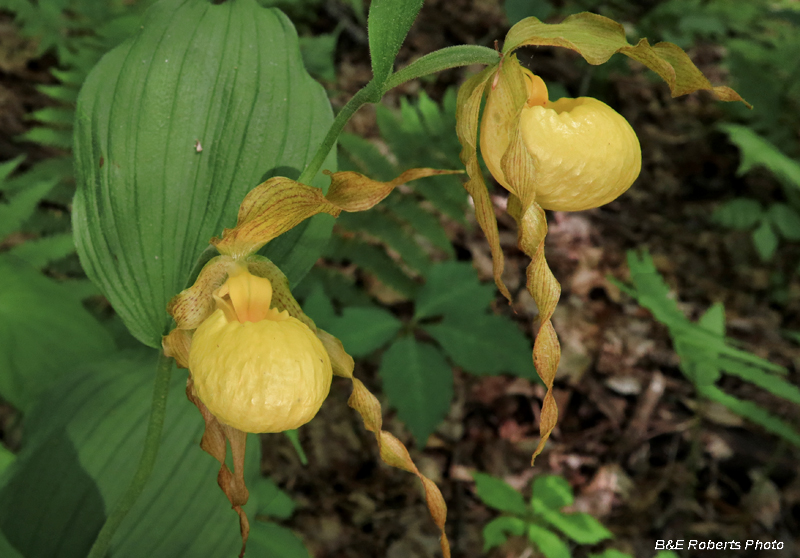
[[473, 472, 615, 557]]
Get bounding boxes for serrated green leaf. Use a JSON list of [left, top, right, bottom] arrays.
[[374, 100, 467, 223], [27, 107, 74, 126], [73, 0, 335, 348], [6, 233, 75, 268], [36, 84, 79, 104], [414, 261, 495, 320], [416, 91, 445, 134], [481, 516, 526, 551], [531, 475, 573, 510], [0, 445, 14, 477], [300, 31, 339, 82], [17, 126, 73, 149], [472, 472, 529, 516], [327, 306, 402, 357], [720, 123, 800, 190], [0, 178, 57, 238], [378, 337, 453, 445], [528, 524, 570, 558], [539, 509, 612, 545], [700, 385, 800, 446], [0, 256, 114, 412], [249, 521, 311, 558], [1, 157, 72, 194], [721, 358, 800, 405], [338, 210, 431, 274], [623, 251, 783, 374], [388, 196, 455, 257], [712, 198, 763, 230], [367, 0, 423, 84], [698, 302, 725, 336], [324, 236, 416, 298], [752, 219, 778, 261], [0, 352, 268, 558], [0, 155, 24, 184], [302, 285, 336, 330], [50, 67, 87, 85], [768, 203, 800, 240], [294, 267, 373, 308], [338, 132, 397, 181], [252, 478, 296, 520], [424, 314, 535, 378]]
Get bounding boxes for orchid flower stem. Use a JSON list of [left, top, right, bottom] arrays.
[[297, 84, 380, 185], [87, 350, 174, 558]]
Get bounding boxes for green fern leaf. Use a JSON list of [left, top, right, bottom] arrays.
[[6, 233, 75, 269], [0, 178, 57, 238], [700, 385, 800, 446], [387, 195, 455, 256], [17, 127, 73, 150], [337, 210, 431, 274], [324, 236, 417, 298]]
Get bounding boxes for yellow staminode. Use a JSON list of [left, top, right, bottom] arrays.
[[481, 67, 641, 211], [189, 264, 332, 433]]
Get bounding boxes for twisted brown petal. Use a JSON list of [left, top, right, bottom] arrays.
[[347, 377, 450, 557], [516, 202, 561, 464], [455, 65, 512, 302], [186, 379, 250, 557]]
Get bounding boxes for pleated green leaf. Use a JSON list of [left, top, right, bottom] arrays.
[[481, 516, 526, 551], [538, 509, 612, 545], [473, 472, 529, 516], [326, 306, 402, 357], [73, 0, 335, 348], [414, 261, 495, 320], [378, 337, 453, 445], [531, 475, 573, 510], [0, 256, 115, 412], [423, 315, 535, 378], [528, 524, 570, 558], [0, 351, 295, 558]]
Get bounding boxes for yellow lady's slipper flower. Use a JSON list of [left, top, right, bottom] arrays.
[[189, 263, 332, 433], [480, 67, 642, 211]]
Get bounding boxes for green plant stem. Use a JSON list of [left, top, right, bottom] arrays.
[[297, 46, 499, 186], [87, 351, 174, 558], [297, 83, 381, 185]]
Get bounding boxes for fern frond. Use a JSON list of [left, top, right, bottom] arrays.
[[0, 178, 58, 238], [6, 233, 75, 269]]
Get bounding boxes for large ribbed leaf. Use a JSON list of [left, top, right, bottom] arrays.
[[0, 352, 295, 558], [73, 0, 335, 348], [0, 255, 115, 412]]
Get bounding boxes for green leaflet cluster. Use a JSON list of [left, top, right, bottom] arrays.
[[615, 250, 800, 447], [712, 124, 800, 268], [303, 261, 535, 445], [330, 88, 468, 298], [473, 471, 681, 558]]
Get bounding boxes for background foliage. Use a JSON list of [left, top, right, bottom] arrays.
[[1, 0, 799, 556]]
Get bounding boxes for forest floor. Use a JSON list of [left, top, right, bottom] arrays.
[[2, 1, 800, 557]]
